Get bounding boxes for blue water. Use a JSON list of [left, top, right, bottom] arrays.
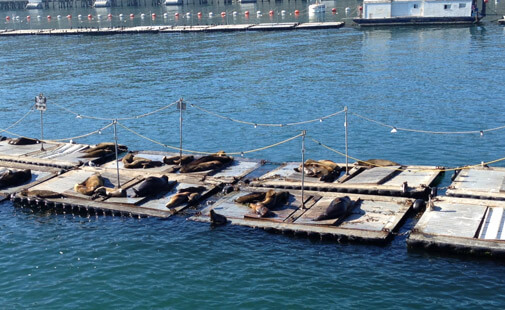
[[2, 1, 505, 307]]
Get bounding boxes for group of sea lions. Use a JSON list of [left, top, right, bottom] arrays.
[[178, 151, 233, 173], [80, 142, 128, 158], [0, 169, 31, 189], [122, 152, 163, 169], [235, 189, 290, 217], [294, 159, 342, 182], [73, 173, 126, 199]]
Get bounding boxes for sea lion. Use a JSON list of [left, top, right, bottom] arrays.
[[236, 190, 290, 217], [91, 186, 126, 200], [8, 137, 39, 145], [162, 155, 194, 166], [179, 151, 233, 173], [132, 175, 171, 197], [355, 159, 400, 168], [313, 196, 353, 221], [20, 189, 64, 199], [122, 152, 163, 169], [80, 142, 128, 158], [165, 186, 206, 209], [0, 169, 31, 189], [210, 209, 227, 226], [294, 159, 341, 182], [74, 173, 104, 196]]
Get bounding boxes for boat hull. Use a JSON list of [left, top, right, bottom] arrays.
[[353, 16, 479, 26]]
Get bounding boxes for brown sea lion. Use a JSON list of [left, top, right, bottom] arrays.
[[165, 186, 206, 209], [162, 155, 194, 166], [91, 186, 126, 200], [235, 192, 267, 204], [132, 175, 172, 197], [122, 152, 163, 169], [0, 169, 31, 189], [236, 190, 290, 217], [74, 173, 104, 195], [294, 159, 341, 182], [20, 189, 64, 199], [8, 137, 39, 145], [80, 142, 128, 158], [313, 196, 353, 221], [355, 159, 400, 168], [179, 151, 233, 173]]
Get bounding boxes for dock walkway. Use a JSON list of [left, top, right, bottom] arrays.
[[0, 22, 345, 37]]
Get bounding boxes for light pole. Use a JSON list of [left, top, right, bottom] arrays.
[[35, 93, 47, 151]]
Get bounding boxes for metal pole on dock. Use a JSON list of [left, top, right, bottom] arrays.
[[113, 119, 121, 188], [301, 130, 306, 209], [35, 93, 47, 151], [177, 98, 186, 161], [344, 106, 349, 175]]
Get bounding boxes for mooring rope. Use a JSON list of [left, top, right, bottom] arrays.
[[117, 121, 303, 155], [51, 100, 179, 121], [190, 103, 345, 127], [351, 112, 505, 135], [309, 137, 505, 172], [49, 122, 114, 142], [0, 104, 35, 135]]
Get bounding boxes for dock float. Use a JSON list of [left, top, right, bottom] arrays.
[[249, 162, 443, 199], [0, 22, 345, 37], [191, 188, 416, 244], [408, 196, 505, 257], [446, 166, 505, 201]]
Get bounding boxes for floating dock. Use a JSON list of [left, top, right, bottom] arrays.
[[446, 167, 505, 201], [408, 196, 505, 257], [0, 22, 345, 37], [191, 188, 416, 244]]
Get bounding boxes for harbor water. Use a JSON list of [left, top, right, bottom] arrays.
[[2, 0, 505, 307]]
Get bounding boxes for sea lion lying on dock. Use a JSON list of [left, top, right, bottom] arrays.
[[0, 169, 31, 189], [20, 189, 64, 199], [132, 175, 172, 197], [235, 189, 290, 217], [80, 142, 128, 158], [294, 159, 341, 182], [91, 186, 126, 200], [162, 155, 194, 166], [165, 186, 206, 209], [74, 173, 104, 195], [8, 137, 39, 145], [122, 152, 163, 169], [179, 151, 233, 173], [354, 159, 400, 168], [313, 196, 353, 222]]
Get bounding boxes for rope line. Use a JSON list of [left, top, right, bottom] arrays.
[[309, 137, 505, 172], [351, 112, 505, 135], [0, 104, 35, 135], [49, 122, 114, 142], [51, 100, 179, 121], [190, 103, 345, 127], [117, 121, 303, 155]]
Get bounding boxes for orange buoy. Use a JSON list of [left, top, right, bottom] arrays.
[[5, 16, 10, 21], [27, 15, 31, 21], [221, 11, 226, 17], [332, 8, 337, 13], [269, 10, 274, 16], [175, 12, 179, 17], [88, 14, 92, 19], [47, 15, 51, 19], [130, 13, 134, 18], [152, 13, 156, 18], [197, 12, 202, 18], [107, 13, 112, 19], [359, 6, 363, 10], [245, 10, 249, 15], [294, 10, 300, 15], [67, 14, 72, 19]]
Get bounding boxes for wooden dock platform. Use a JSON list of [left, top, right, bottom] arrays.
[[191, 188, 416, 244], [0, 22, 345, 37], [250, 162, 442, 199], [408, 196, 505, 257], [446, 167, 505, 201]]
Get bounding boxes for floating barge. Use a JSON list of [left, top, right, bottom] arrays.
[[191, 188, 416, 244], [408, 196, 505, 257], [0, 22, 345, 37], [446, 167, 505, 201]]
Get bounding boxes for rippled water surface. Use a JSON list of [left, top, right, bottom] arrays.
[[1, 2, 505, 308]]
